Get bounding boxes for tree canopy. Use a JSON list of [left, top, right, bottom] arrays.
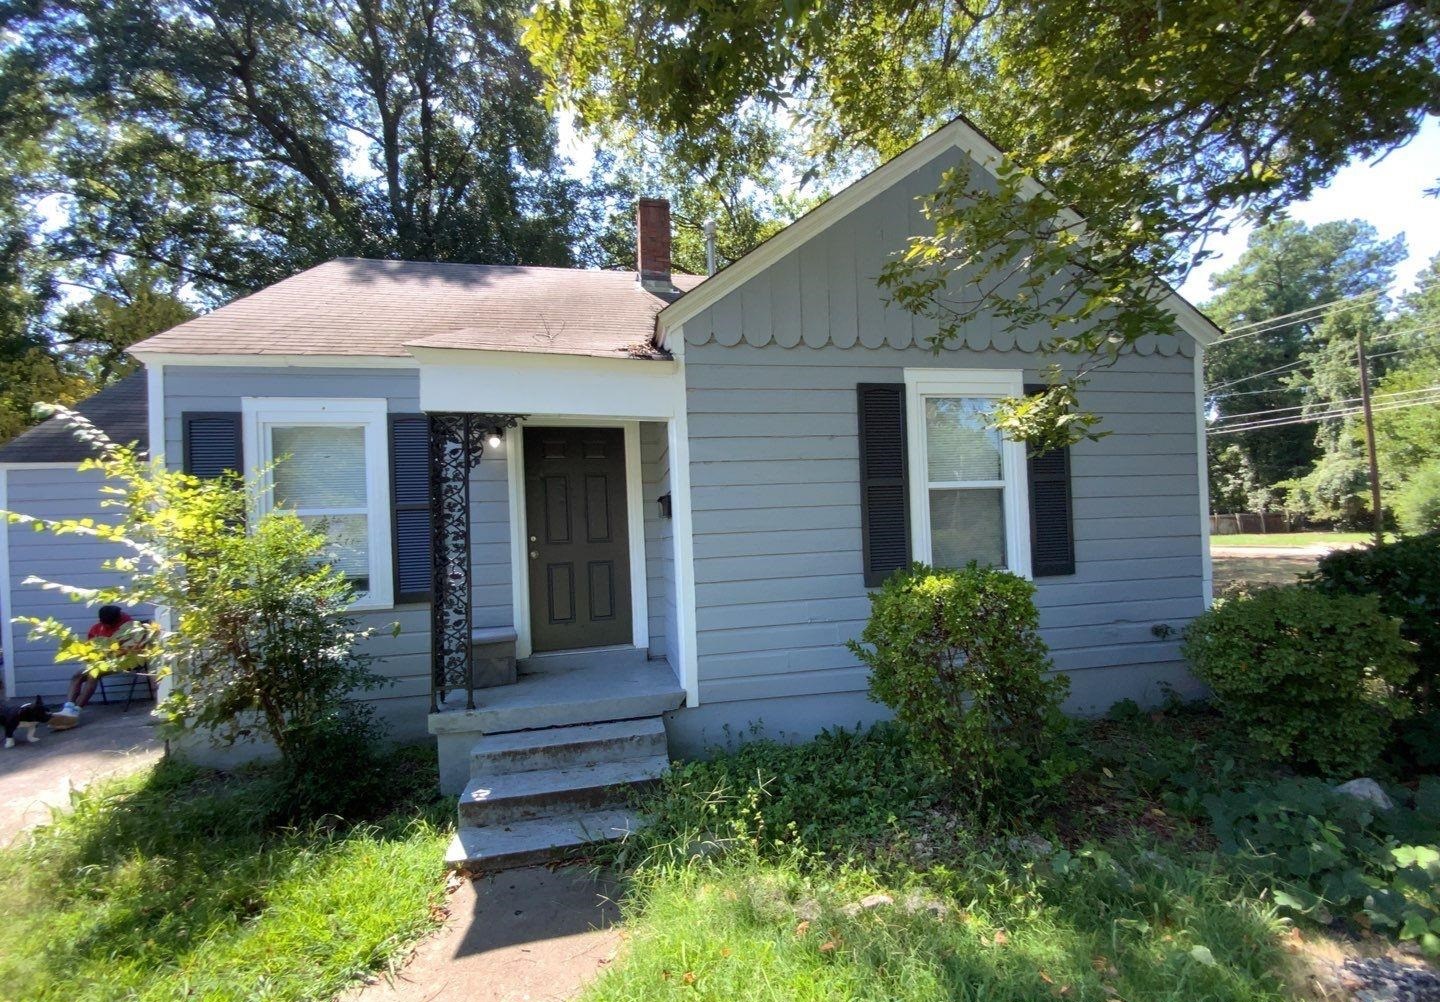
[[525, 0, 1440, 443]]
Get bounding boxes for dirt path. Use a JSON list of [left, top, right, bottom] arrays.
[[0, 701, 163, 845], [352, 865, 624, 1002]]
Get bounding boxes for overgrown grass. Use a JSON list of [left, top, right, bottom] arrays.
[[584, 847, 1292, 1002], [0, 747, 451, 1002], [1211, 532, 1382, 548]]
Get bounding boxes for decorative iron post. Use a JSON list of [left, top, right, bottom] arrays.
[[429, 413, 474, 711]]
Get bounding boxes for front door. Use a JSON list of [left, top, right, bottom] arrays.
[[524, 427, 632, 652]]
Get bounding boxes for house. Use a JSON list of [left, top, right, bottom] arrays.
[[2, 118, 1217, 866]]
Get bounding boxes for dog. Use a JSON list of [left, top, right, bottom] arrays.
[[3, 696, 53, 748]]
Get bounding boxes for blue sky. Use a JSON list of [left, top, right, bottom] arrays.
[[1176, 116, 1440, 305]]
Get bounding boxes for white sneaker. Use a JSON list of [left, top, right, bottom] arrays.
[[50, 703, 80, 730]]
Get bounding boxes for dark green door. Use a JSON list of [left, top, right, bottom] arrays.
[[524, 427, 632, 652]]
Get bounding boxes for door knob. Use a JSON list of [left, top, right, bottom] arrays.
[[530, 550, 538, 559]]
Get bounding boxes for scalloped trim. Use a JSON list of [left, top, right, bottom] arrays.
[[683, 326, 1194, 357]]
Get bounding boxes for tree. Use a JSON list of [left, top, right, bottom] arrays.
[[524, 0, 1439, 444], [13, 0, 597, 303], [1203, 219, 1405, 498]]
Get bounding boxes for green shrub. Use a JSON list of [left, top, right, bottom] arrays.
[[1205, 777, 1440, 954], [1394, 466, 1440, 535], [1312, 531, 1440, 713], [1182, 585, 1414, 776], [847, 563, 1071, 812]]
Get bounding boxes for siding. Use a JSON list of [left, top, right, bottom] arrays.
[[640, 421, 678, 667], [163, 366, 513, 735], [4, 466, 151, 699], [683, 343, 1204, 709]]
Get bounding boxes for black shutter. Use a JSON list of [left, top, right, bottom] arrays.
[[181, 412, 242, 478], [857, 383, 910, 587], [390, 415, 431, 602], [1024, 384, 1076, 577]]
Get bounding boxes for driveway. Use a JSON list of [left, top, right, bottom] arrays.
[[0, 700, 164, 844]]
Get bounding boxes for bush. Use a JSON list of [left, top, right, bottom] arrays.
[[1394, 466, 1440, 535], [1182, 585, 1414, 776], [1312, 531, 1440, 714], [847, 563, 1071, 812]]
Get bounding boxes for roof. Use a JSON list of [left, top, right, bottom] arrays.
[[0, 372, 148, 464], [129, 259, 706, 361], [657, 116, 1222, 351]]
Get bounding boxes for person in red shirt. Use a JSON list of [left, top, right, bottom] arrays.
[[48, 605, 139, 729]]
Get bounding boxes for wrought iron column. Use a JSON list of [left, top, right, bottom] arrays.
[[429, 413, 473, 711]]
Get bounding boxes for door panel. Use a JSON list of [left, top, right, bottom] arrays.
[[525, 428, 632, 651]]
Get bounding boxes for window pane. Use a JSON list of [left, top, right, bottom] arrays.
[[272, 426, 367, 508], [301, 513, 370, 586], [929, 488, 1006, 568], [925, 397, 1001, 482]]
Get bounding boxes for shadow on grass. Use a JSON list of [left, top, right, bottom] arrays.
[[0, 745, 452, 1002]]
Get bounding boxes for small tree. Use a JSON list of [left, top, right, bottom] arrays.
[[5, 406, 392, 808], [847, 563, 1071, 814]]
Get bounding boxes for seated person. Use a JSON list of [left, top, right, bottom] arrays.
[[48, 605, 144, 729]]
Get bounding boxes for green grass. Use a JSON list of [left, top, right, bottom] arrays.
[[584, 849, 1292, 1002], [1210, 531, 1382, 547], [0, 748, 451, 1002]]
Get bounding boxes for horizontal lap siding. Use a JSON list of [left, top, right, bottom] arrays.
[[5, 467, 151, 698], [162, 367, 512, 716], [684, 342, 1204, 706], [640, 421, 677, 665]]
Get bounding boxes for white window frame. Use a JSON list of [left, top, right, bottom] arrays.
[[903, 368, 1032, 577], [241, 397, 394, 611]]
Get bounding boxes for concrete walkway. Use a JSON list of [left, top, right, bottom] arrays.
[[0, 700, 164, 844], [352, 865, 624, 1002]]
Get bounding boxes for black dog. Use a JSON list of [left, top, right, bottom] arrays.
[[3, 696, 53, 748]]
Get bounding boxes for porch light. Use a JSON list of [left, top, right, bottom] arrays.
[[485, 429, 503, 449]]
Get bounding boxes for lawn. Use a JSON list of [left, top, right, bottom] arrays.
[[0, 747, 452, 1002], [580, 709, 1439, 1002], [1210, 531, 1381, 548]]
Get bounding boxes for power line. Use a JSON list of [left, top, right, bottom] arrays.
[[1211, 384, 1440, 424], [1208, 392, 1440, 435], [1213, 291, 1380, 344], [1207, 331, 1440, 393]]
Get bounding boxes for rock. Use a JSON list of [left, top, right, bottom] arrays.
[[795, 898, 821, 922], [1006, 835, 1055, 858], [841, 893, 894, 917], [1342, 956, 1440, 1002], [1333, 779, 1395, 811], [901, 891, 948, 918]]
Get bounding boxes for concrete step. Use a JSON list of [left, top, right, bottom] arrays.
[[458, 755, 668, 827], [519, 645, 650, 675], [470, 718, 668, 777], [446, 809, 644, 871]]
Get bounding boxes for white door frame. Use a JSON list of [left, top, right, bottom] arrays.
[[507, 419, 649, 660]]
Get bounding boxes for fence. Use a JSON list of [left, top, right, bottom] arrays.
[[1209, 512, 1297, 535]]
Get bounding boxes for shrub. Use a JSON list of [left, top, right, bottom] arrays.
[[1394, 466, 1440, 535], [1182, 585, 1414, 776], [1311, 531, 1440, 714], [7, 406, 392, 820], [847, 563, 1071, 812]]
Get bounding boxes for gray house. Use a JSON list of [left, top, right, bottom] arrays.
[[3, 119, 1217, 866]]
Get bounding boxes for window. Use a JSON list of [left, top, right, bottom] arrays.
[[904, 370, 1031, 574], [242, 398, 394, 609]]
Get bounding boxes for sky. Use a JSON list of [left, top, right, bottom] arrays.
[[1176, 116, 1440, 305]]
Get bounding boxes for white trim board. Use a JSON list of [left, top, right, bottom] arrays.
[[131, 351, 417, 370], [655, 116, 1222, 349], [903, 367, 1032, 577], [1194, 345, 1214, 607], [240, 396, 395, 611], [507, 420, 651, 663]]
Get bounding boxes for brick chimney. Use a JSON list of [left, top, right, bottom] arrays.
[[636, 197, 672, 293]]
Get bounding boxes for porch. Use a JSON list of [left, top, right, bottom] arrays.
[[410, 354, 695, 869]]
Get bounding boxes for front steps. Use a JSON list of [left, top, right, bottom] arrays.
[[432, 652, 685, 870]]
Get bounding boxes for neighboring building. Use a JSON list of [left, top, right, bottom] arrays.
[[4, 119, 1217, 866]]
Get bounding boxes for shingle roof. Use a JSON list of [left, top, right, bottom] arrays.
[[129, 259, 707, 360], [0, 372, 148, 464]]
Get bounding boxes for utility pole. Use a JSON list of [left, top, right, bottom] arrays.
[[1356, 327, 1385, 547]]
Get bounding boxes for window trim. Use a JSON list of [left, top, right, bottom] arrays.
[[241, 397, 394, 611], [903, 369, 1032, 577]]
